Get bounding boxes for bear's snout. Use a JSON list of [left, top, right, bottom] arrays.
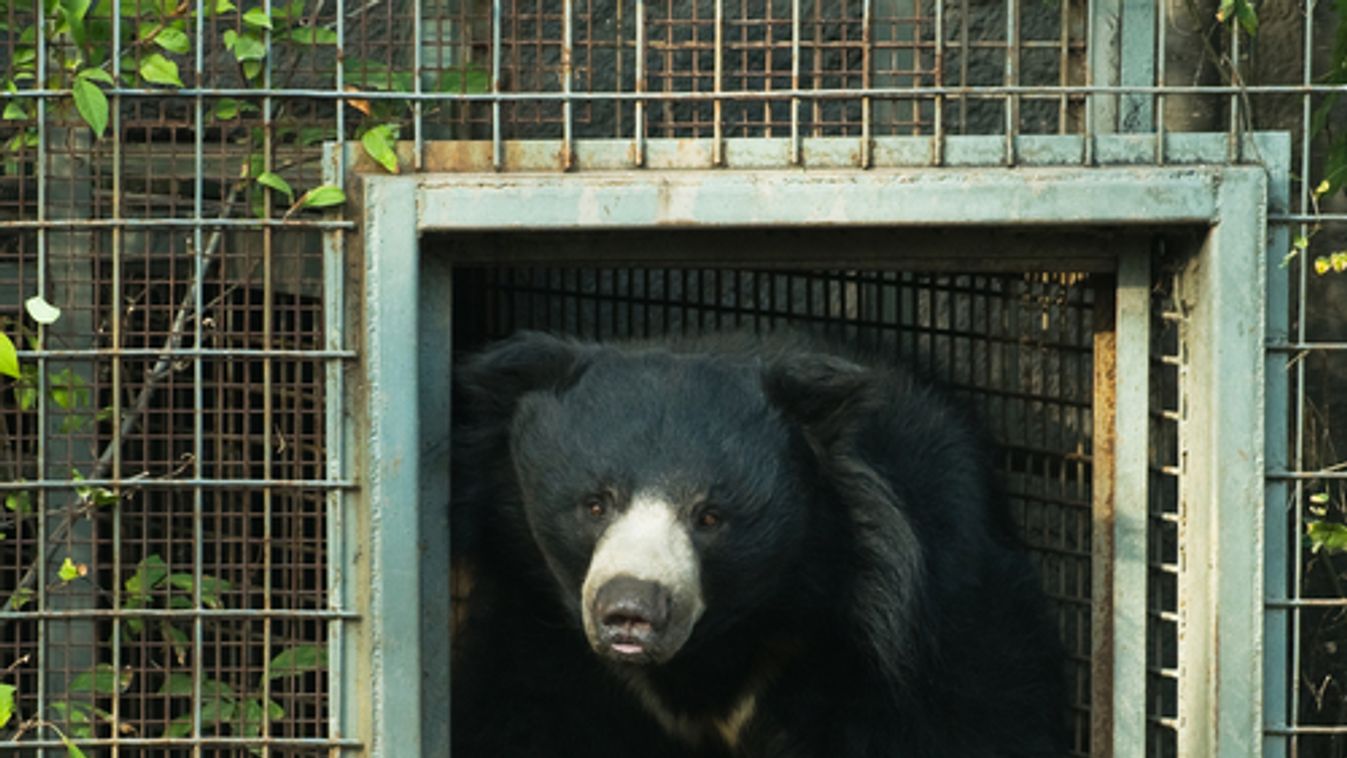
[[579, 491, 706, 665], [593, 575, 673, 658]]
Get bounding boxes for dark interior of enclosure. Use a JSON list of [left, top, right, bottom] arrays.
[[446, 233, 1099, 756]]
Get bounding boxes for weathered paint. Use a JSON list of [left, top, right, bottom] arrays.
[[1176, 165, 1268, 757]]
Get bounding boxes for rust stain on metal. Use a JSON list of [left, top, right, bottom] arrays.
[[1091, 276, 1118, 758]]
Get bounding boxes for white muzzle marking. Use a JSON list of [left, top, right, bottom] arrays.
[[581, 492, 705, 662]]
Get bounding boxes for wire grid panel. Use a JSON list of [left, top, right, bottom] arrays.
[[0, 223, 344, 752], [451, 265, 1097, 756]]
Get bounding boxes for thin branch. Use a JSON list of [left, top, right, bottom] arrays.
[[1, 167, 250, 617]]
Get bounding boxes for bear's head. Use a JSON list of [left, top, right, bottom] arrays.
[[458, 331, 918, 676]]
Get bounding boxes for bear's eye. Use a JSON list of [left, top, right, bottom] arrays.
[[695, 508, 723, 530], [583, 494, 608, 519]]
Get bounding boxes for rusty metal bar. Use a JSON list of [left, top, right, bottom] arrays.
[[1091, 276, 1118, 758], [790, 0, 801, 164], [713, 0, 724, 166], [563, 0, 575, 169]]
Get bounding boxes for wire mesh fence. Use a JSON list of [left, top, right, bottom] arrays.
[[1, 0, 1346, 754]]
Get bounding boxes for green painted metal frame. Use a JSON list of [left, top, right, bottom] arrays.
[[340, 132, 1287, 757]]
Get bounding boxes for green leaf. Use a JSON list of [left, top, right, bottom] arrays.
[[235, 697, 284, 737], [1307, 520, 1347, 554], [71, 77, 109, 139], [24, 295, 61, 325], [125, 554, 168, 602], [242, 60, 263, 81], [213, 0, 236, 13], [152, 27, 191, 54], [286, 26, 338, 45], [268, 645, 327, 678], [167, 573, 232, 609], [69, 664, 131, 695], [256, 170, 293, 199], [61, 736, 87, 758], [161, 621, 190, 664], [297, 184, 345, 209], [157, 673, 237, 700], [242, 7, 273, 28], [2, 100, 29, 121], [76, 68, 115, 85], [0, 332, 18, 378], [0, 683, 15, 729], [210, 97, 256, 121], [5, 491, 31, 515], [361, 124, 399, 173], [7, 587, 34, 610], [139, 53, 185, 88], [166, 694, 236, 737], [58, 556, 82, 583], [437, 65, 491, 94], [1235, 0, 1258, 35]]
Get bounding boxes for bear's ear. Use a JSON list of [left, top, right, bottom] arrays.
[[457, 331, 594, 418], [761, 352, 874, 450], [764, 351, 924, 688]]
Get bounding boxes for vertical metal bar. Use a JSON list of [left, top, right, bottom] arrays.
[[260, 0, 275, 751], [321, 142, 347, 754], [1113, 250, 1151, 757], [1176, 167, 1268, 757], [860, 0, 872, 168], [790, 0, 801, 164], [635, 0, 647, 165], [1118, 0, 1155, 132], [1154, 0, 1166, 161], [110, 0, 126, 753], [1057, 0, 1067, 133], [1091, 277, 1117, 758], [414, 0, 425, 169], [1227, 23, 1240, 162], [1285, 10, 1316, 756], [563, 0, 575, 170], [360, 178, 425, 757], [713, 0, 724, 166], [1004, 0, 1017, 164], [957, 0, 968, 133], [933, 0, 944, 163], [34, 0, 48, 748], [190, 0, 206, 746], [1262, 130, 1293, 758], [492, 0, 504, 170]]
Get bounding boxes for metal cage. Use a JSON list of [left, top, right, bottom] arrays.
[[1, 0, 1343, 753]]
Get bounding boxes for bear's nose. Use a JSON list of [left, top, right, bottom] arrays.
[[593, 576, 672, 656]]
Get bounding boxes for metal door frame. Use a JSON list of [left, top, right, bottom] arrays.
[[336, 131, 1288, 757]]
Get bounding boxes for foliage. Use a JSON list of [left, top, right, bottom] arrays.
[[0, 0, 489, 216]]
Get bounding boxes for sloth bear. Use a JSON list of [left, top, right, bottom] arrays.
[[450, 331, 1066, 758]]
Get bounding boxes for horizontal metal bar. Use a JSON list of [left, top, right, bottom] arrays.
[[1264, 598, 1347, 609], [0, 608, 359, 620], [0, 217, 354, 230], [1264, 726, 1347, 736], [17, 348, 357, 360], [0, 478, 356, 491], [1267, 342, 1347, 352], [1269, 213, 1347, 223], [0, 737, 363, 749], [1266, 470, 1347, 481], [10, 84, 1347, 102], [417, 167, 1228, 230]]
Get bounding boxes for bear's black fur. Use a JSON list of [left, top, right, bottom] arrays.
[[451, 331, 1067, 758]]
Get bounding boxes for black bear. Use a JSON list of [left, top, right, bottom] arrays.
[[450, 330, 1067, 758]]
